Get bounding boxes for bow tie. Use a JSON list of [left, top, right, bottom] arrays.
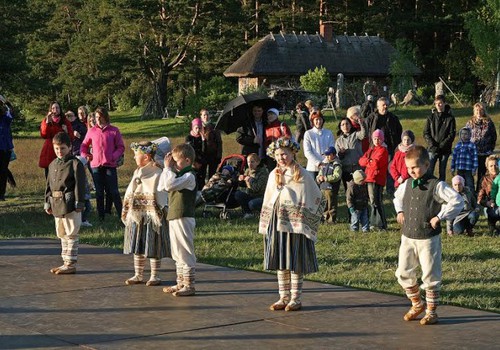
[[412, 178, 425, 189]]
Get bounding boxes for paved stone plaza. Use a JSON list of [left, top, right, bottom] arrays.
[[0, 238, 498, 349]]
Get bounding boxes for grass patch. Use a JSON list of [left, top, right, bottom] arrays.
[[2, 105, 499, 313]]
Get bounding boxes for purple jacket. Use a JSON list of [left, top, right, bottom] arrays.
[[80, 124, 124, 168]]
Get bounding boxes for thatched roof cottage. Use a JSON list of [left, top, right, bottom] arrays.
[[224, 23, 421, 94]]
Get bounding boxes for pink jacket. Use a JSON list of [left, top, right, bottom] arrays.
[[80, 124, 125, 168]]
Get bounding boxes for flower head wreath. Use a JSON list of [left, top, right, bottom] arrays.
[[130, 142, 158, 157], [266, 137, 300, 159]]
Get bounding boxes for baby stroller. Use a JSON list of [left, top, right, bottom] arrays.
[[202, 154, 247, 219]]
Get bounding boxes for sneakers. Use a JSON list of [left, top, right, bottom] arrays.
[[269, 298, 289, 311], [242, 213, 254, 219], [172, 285, 195, 297], [81, 221, 93, 227], [420, 313, 439, 325], [403, 303, 426, 321], [125, 275, 144, 285]]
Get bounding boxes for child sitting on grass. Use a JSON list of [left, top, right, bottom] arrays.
[[122, 141, 169, 287], [447, 175, 479, 236], [394, 145, 463, 325], [478, 155, 500, 235], [45, 132, 86, 275]]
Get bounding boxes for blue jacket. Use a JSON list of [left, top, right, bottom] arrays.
[[0, 109, 13, 151]]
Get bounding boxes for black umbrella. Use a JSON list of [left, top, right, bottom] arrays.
[[215, 92, 281, 134]]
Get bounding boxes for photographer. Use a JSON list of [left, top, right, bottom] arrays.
[[39, 101, 74, 178]]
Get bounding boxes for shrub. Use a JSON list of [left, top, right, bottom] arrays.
[[299, 66, 332, 96]]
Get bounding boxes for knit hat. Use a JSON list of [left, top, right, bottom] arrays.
[[401, 130, 415, 143], [191, 118, 202, 128], [372, 129, 384, 141], [267, 108, 279, 117], [452, 175, 465, 186], [352, 170, 366, 185], [222, 165, 234, 174], [323, 146, 337, 156]]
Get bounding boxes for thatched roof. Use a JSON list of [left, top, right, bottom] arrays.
[[224, 33, 421, 78]]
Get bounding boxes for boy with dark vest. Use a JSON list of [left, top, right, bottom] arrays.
[[44, 132, 86, 274], [158, 143, 197, 296], [393, 145, 463, 325]]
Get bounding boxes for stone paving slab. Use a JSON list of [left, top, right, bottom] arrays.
[[0, 238, 499, 350]]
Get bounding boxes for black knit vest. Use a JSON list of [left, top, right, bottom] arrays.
[[401, 177, 443, 239]]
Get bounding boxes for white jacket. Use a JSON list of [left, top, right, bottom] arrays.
[[303, 127, 335, 172]]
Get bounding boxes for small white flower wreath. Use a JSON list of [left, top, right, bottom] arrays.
[[266, 137, 300, 159], [130, 142, 158, 156]]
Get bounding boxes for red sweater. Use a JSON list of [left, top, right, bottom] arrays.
[[390, 149, 410, 188], [359, 145, 389, 186]]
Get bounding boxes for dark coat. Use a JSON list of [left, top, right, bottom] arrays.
[[44, 154, 86, 217], [235, 118, 267, 156], [423, 104, 456, 156], [366, 110, 402, 155], [70, 119, 87, 156]]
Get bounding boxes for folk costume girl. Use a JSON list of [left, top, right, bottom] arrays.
[[122, 141, 170, 286], [259, 137, 325, 311]]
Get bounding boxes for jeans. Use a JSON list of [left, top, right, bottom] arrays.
[[234, 190, 263, 213], [428, 152, 449, 181], [453, 211, 479, 234], [91, 166, 122, 219], [350, 208, 369, 232], [367, 183, 387, 229]]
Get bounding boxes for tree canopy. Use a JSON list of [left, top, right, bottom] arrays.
[[0, 0, 495, 115]]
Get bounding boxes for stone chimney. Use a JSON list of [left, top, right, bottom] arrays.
[[319, 21, 333, 42]]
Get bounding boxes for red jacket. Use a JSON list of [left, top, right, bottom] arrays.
[[38, 118, 74, 168], [390, 149, 410, 188], [359, 145, 388, 186], [265, 120, 292, 148]]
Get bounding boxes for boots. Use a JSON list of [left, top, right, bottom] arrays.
[[403, 285, 425, 321]]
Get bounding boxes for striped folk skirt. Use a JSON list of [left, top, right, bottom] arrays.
[[123, 217, 170, 259], [264, 209, 318, 275]]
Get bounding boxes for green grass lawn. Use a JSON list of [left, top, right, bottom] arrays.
[[1, 104, 499, 313]]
